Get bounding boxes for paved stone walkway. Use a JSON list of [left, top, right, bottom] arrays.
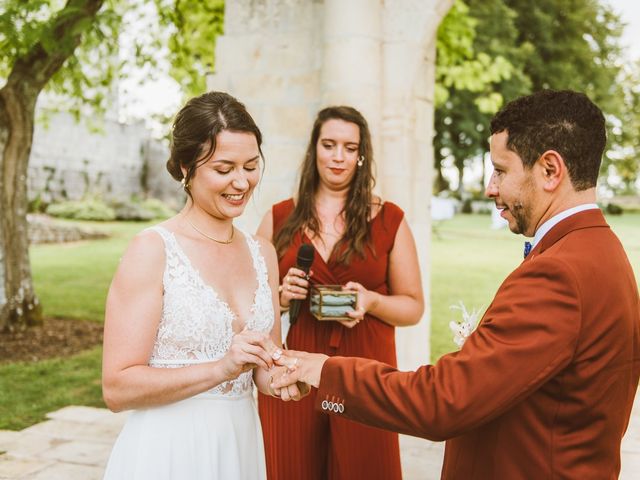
[[1, 394, 638, 479]]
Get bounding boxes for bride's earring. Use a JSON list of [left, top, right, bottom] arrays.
[[357, 155, 364, 167]]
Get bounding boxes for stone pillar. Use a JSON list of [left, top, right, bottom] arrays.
[[208, 0, 453, 368], [321, 0, 382, 154], [207, 0, 324, 230], [379, 0, 453, 369]]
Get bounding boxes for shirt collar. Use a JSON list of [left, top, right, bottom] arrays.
[[531, 203, 599, 248]]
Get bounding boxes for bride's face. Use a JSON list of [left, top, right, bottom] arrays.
[[188, 130, 261, 220]]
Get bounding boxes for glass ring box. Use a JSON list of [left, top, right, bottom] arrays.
[[310, 285, 357, 321]]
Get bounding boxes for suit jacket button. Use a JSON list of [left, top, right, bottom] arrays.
[[338, 404, 344, 413], [321, 400, 329, 410], [333, 403, 340, 413]]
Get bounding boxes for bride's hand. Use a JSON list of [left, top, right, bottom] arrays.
[[269, 366, 311, 401], [220, 328, 276, 381]]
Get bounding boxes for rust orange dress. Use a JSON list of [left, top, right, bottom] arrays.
[[258, 198, 404, 480]]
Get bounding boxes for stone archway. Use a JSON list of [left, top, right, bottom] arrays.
[[208, 0, 454, 367]]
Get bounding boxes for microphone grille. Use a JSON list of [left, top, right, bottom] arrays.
[[297, 243, 315, 267]]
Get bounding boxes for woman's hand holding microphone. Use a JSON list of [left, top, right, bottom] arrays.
[[279, 267, 312, 310]]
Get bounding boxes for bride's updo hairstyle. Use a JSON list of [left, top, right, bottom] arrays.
[[166, 91, 264, 198]]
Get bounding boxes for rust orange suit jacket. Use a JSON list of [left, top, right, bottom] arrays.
[[316, 209, 640, 479]]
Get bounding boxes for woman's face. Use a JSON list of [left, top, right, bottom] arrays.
[[315, 119, 360, 191], [187, 130, 261, 220]]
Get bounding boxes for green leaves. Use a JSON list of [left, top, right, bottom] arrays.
[[434, 0, 638, 195], [154, 0, 224, 98]]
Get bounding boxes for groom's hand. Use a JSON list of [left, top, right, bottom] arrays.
[[272, 350, 329, 390]]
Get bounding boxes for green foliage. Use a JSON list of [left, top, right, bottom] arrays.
[[155, 0, 224, 98], [44, 196, 175, 221], [45, 198, 116, 221], [605, 60, 640, 194], [0, 0, 122, 119], [110, 201, 155, 221], [139, 197, 177, 219], [110, 197, 176, 221], [435, 0, 638, 195], [435, 0, 531, 193], [435, 0, 516, 110], [604, 202, 623, 215]]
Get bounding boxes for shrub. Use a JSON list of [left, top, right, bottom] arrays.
[[110, 201, 155, 221], [139, 198, 176, 219], [605, 203, 624, 215], [46, 199, 116, 221]]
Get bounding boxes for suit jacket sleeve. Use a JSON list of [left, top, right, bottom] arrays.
[[315, 256, 582, 441]]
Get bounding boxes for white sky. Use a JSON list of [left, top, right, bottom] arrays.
[[607, 0, 640, 61]]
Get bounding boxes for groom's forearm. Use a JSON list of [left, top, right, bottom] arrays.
[[316, 356, 451, 441]]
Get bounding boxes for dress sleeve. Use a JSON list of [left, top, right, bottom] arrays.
[[315, 256, 581, 441]]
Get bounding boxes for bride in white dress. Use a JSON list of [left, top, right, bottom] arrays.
[[102, 92, 304, 480]]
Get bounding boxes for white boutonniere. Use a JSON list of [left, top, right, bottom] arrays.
[[449, 301, 482, 348]]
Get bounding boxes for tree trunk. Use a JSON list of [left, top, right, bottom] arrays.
[[0, 0, 105, 331], [0, 87, 42, 331]]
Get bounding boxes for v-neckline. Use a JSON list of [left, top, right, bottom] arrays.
[[164, 228, 259, 334], [303, 202, 386, 266]]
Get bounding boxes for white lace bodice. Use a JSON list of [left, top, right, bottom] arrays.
[[148, 226, 274, 397]]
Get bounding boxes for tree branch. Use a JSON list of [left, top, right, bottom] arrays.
[[5, 0, 105, 99]]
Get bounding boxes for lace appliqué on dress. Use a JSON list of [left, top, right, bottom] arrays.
[[148, 226, 274, 397]]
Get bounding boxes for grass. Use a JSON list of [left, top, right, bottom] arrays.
[[1, 213, 638, 430], [30, 220, 154, 322], [431, 212, 640, 360], [0, 220, 153, 430]]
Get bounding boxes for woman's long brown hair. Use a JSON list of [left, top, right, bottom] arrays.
[[274, 106, 376, 264]]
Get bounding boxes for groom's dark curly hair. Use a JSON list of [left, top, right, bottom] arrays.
[[490, 89, 606, 191]]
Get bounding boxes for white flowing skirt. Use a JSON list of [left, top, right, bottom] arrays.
[[103, 392, 266, 480]]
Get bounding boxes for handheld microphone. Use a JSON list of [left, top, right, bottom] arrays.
[[289, 243, 314, 325]]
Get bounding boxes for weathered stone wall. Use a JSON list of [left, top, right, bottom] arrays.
[[28, 112, 179, 208], [207, 0, 324, 229]]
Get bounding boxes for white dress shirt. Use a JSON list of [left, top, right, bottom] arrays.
[[529, 203, 599, 249]]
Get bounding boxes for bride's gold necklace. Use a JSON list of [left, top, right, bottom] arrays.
[[187, 219, 234, 245]]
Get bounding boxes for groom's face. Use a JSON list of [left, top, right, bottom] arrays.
[[486, 131, 540, 237]]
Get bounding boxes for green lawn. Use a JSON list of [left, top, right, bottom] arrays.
[[0, 213, 638, 430], [0, 220, 153, 430], [431, 212, 640, 360]]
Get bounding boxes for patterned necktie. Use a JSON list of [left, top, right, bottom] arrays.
[[523, 241, 532, 258]]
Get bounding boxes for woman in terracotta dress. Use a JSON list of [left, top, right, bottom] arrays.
[[257, 106, 424, 480]]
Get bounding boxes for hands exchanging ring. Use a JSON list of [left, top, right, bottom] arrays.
[[269, 350, 329, 399]]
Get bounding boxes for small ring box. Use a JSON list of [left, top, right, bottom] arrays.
[[310, 285, 357, 321]]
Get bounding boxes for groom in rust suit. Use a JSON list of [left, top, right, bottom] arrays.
[[273, 90, 640, 479]]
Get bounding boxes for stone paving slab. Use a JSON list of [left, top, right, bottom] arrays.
[[0, 399, 638, 479]]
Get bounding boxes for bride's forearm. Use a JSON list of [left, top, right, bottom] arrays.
[[102, 361, 231, 412]]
